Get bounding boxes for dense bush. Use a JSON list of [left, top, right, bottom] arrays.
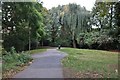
[[78, 31, 119, 50], [3, 33, 28, 52], [56, 39, 72, 47], [49, 38, 72, 47], [77, 31, 99, 49], [2, 47, 33, 71]]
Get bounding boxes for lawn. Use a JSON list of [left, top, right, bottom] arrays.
[[60, 48, 118, 78], [26, 48, 46, 54]]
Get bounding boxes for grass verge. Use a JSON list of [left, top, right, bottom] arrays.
[[59, 48, 118, 78], [26, 49, 46, 54]]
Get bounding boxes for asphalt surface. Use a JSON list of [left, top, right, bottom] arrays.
[[13, 49, 67, 78]]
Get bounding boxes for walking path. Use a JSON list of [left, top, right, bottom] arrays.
[[13, 49, 67, 78]]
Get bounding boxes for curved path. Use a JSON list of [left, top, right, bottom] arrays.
[[13, 49, 67, 78]]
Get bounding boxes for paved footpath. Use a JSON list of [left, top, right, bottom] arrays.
[[13, 49, 67, 78]]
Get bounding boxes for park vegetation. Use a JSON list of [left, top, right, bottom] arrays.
[[60, 48, 118, 78], [44, 2, 120, 50], [1, 2, 46, 78], [2, 1, 120, 52], [1, 0, 120, 78], [2, 47, 32, 78]]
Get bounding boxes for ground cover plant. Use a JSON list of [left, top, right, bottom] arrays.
[[2, 47, 32, 78]]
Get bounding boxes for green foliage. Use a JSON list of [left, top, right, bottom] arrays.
[[84, 31, 99, 45], [61, 4, 91, 48], [84, 1, 120, 50], [44, 2, 120, 50], [114, 1, 120, 43], [80, 29, 119, 50], [56, 38, 71, 47], [2, 2, 46, 51], [45, 3, 91, 47], [2, 47, 32, 71]]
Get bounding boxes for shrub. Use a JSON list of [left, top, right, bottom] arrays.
[[80, 31, 119, 50], [2, 47, 32, 71]]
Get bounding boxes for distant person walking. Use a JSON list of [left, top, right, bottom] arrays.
[[58, 45, 61, 49]]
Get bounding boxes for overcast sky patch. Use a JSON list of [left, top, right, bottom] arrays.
[[42, 0, 96, 11]]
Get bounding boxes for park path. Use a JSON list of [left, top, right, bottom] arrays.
[[13, 49, 67, 78]]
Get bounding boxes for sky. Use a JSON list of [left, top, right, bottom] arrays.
[[42, 0, 96, 11]]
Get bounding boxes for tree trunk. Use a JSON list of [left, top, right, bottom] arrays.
[[52, 37, 55, 43], [73, 39, 76, 48], [110, 4, 113, 29], [28, 26, 31, 51], [42, 40, 43, 46], [72, 31, 76, 48], [73, 38, 76, 48]]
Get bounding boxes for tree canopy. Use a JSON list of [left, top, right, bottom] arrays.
[[2, 2, 45, 51], [45, 4, 91, 48], [2, 1, 120, 51], [44, 2, 120, 50]]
